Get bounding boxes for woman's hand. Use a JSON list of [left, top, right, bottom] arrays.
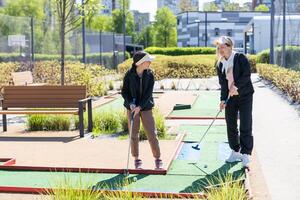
[[229, 85, 239, 97], [220, 101, 226, 111], [132, 106, 141, 118]]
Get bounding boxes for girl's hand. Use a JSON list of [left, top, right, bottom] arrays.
[[132, 106, 141, 118]]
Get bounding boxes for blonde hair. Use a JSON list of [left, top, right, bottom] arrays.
[[215, 36, 234, 64]]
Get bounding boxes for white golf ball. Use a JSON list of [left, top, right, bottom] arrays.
[[133, 177, 137, 182]]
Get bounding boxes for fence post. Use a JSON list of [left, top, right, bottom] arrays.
[[30, 17, 35, 69]]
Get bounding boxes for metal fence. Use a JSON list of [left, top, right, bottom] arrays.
[[0, 14, 129, 69], [273, 0, 300, 70]]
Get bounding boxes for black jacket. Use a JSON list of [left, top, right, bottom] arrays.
[[217, 53, 254, 101], [121, 66, 155, 111]]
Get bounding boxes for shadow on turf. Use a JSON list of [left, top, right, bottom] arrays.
[[92, 174, 149, 190], [180, 162, 244, 193]]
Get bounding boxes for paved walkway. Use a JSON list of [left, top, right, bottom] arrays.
[[251, 74, 300, 200]]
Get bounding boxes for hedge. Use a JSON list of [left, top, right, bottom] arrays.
[[257, 63, 300, 103], [256, 46, 300, 71], [0, 52, 130, 69], [144, 47, 216, 56], [0, 61, 116, 97], [118, 54, 257, 80]]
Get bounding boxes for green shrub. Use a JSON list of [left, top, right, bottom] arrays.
[[27, 115, 45, 131], [118, 55, 217, 80], [205, 174, 247, 200], [0, 52, 130, 68], [108, 80, 114, 90], [0, 62, 18, 94], [93, 111, 120, 135], [256, 46, 300, 71], [118, 54, 256, 80], [0, 61, 115, 97], [257, 63, 300, 103], [27, 114, 71, 131], [145, 47, 216, 56], [139, 108, 167, 140], [118, 110, 128, 133]]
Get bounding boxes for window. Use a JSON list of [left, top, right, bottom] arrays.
[[227, 29, 233, 37], [215, 28, 220, 36]]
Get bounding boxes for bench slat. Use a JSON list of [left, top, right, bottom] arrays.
[[2, 86, 86, 109], [0, 110, 78, 115]]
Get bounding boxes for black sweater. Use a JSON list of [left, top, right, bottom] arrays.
[[217, 53, 254, 101], [121, 66, 155, 111]]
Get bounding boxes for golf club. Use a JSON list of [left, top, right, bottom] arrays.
[[124, 111, 135, 177], [192, 96, 230, 151]]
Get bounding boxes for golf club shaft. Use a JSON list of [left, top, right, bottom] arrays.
[[125, 113, 134, 174], [196, 109, 222, 145], [195, 96, 230, 145]]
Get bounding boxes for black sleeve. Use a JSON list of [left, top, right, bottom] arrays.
[[235, 54, 251, 93], [121, 73, 132, 106], [139, 72, 154, 110], [217, 63, 229, 101]]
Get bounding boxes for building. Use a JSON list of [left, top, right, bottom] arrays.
[[101, 0, 120, 15], [177, 11, 269, 49], [244, 15, 300, 54], [157, 0, 199, 14], [131, 10, 150, 32]]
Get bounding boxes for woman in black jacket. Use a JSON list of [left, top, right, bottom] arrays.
[[121, 51, 162, 170], [215, 36, 254, 169]]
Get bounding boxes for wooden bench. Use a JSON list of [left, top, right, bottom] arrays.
[[0, 86, 92, 137]]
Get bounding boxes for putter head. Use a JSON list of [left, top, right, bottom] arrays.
[[192, 144, 201, 150], [123, 170, 129, 177]]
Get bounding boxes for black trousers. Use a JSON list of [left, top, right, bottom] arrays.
[[225, 95, 253, 155]]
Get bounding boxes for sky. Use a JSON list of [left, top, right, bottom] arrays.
[[130, 0, 252, 21]]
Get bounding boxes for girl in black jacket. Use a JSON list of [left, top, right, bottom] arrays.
[[215, 36, 254, 169], [121, 51, 162, 170]]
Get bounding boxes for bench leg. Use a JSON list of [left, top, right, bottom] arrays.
[[2, 114, 7, 132], [78, 102, 84, 138], [87, 98, 93, 133]]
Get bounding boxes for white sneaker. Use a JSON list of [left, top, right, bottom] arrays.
[[242, 154, 250, 168], [226, 151, 242, 163]]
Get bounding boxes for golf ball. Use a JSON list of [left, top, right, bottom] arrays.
[[133, 177, 137, 182], [204, 164, 208, 168]]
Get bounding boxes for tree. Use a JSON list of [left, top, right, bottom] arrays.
[[109, 0, 134, 35], [111, 9, 134, 35], [154, 7, 177, 47], [3, 0, 46, 19], [179, 0, 198, 12], [54, 0, 100, 85], [89, 15, 113, 32], [224, 2, 240, 11], [255, 4, 270, 12], [203, 2, 218, 12], [136, 25, 156, 48]]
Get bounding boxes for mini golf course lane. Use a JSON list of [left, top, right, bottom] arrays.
[[94, 96, 124, 112], [168, 91, 225, 119], [0, 125, 245, 195], [180, 125, 227, 142]]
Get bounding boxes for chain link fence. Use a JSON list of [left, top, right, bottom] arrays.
[[0, 14, 129, 70], [273, 0, 300, 70]]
